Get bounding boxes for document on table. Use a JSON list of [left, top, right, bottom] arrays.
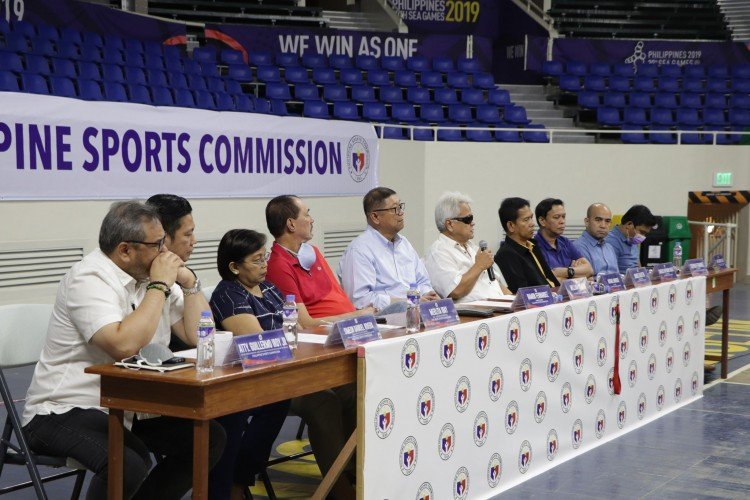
[[299, 333, 328, 344], [464, 299, 515, 307]]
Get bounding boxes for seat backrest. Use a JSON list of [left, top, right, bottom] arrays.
[[0, 304, 53, 367]]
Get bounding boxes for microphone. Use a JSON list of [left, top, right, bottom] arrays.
[[479, 240, 496, 281]]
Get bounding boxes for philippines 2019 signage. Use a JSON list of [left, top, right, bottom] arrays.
[[0, 93, 379, 200]]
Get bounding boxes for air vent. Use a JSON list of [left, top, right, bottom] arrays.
[[0, 247, 84, 288], [188, 238, 220, 271], [323, 229, 361, 259]]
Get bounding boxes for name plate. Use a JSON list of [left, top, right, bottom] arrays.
[[420, 298, 460, 329], [325, 315, 381, 348], [597, 272, 626, 292], [511, 286, 555, 310], [624, 267, 652, 288], [233, 329, 292, 369], [682, 258, 709, 276], [650, 263, 678, 282], [710, 253, 727, 271], [561, 278, 593, 300]]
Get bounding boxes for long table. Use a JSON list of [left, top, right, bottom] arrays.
[[704, 268, 737, 379]]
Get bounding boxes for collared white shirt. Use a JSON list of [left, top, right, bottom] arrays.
[[339, 226, 433, 309], [22, 249, 183, 426], [424, 234, 508, 303]]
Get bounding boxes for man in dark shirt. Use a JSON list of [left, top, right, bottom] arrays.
[[494, 197, 560, 293]]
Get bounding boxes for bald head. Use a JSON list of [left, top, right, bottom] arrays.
[[585, 203, 612, 240]]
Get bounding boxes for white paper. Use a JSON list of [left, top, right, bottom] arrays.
[[464, 299, 515, 307], [299, 333, 328, 344]]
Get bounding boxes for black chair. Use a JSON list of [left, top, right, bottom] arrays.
[[0, 304, 86, 499], [256, 416, 313, 500]]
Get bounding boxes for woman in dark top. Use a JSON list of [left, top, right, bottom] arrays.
[[208, 229, 290, 500]]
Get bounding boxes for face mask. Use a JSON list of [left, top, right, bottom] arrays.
[[626, 226, 646, 245], [297, 242, 317, 271]]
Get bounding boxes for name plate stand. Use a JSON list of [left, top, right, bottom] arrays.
[[650, 263, 678, 282], [710, 254, 727, 272], [233, 329, 292, 369], [597, 272, 626, 293], [682, 258, 709, 277], [326, 315, 381, 348], [624, 267, 652, 288], [511, 286, 555, 310], [420, 298, 460, 329], [561, 278, 593, 300]]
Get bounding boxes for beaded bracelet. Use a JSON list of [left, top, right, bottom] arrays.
[[146, 282, 171, 298]]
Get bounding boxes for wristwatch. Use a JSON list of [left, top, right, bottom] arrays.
[[181, 277, 202, 296], [567, 267, 575, 279]]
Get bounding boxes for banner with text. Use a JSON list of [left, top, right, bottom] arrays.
[[362, 278, 705, 498], [0, 93, 379, 200], [387, 0, 500, 38]]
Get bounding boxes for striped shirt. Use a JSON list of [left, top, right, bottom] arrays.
[[210, 279, 284, 331]]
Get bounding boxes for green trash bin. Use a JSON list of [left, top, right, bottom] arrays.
[[663, 216, 692, 264]]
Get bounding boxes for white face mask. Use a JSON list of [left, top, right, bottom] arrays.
[[297, 242, 317, 271]]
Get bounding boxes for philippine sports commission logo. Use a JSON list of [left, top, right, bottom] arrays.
[[628, 360, 638, 388], [454, 466, 470, 499], [676, 316, 685, 341], [487, 453, 502, 487], [417, 386, 435, 425], [685, 281, 694, 304], [399, 436, 418, 475], [656, 385, 666, 410], [648, 354, 657, 380], [637, 392, 647, 420], [416, 482, 433, 500], [518, 440, 532, 474], [586, 301, 598, 330], [505, 400, 519, 434], [674, 378, 683, 403], [620, 331, 629, 359], [401, 338, 420, 378], [562, 305, 574, 335], [534, 391, 547, 423], [683, 342, 691, 366], [535, 311, 548, 343], [546, 429, 559, 461], [571, 419, 583, 449], [475, 323, 490, 358], [666, 348, 675, 373], [617, 401, 627, 429], [691, 371, 700, 395], [573, 344, 584, 374], [473, 411, 489, 447], [507, 316, 521, 350], [693, 311, 701, 336], [668, 284, 677, 309], [649, 288, 659, 314], [658, 320, 668, 347], [630, 292, 640, 319], [489, 367, 504, 401], [584, 374, 596, 404], [547, 351, 561, 382], [596, 337, 607, 367], [639, 326, 649, 353], [609, 296, 619, 324], [608, 367, 615, 395], [455, 376, 471, 413], [374, 398, 395, 439], [346, 135, 370, 183], [560, 382, 573, 413], [439, 423, 456, 460], [519, 358, 532, 391], [595, 409, 606, 439], [440, 330, 457, 367]]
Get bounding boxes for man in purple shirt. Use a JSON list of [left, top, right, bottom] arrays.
[[534, 198, 593, 281]]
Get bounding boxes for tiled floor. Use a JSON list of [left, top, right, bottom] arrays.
[[2, 284, 749, 499]]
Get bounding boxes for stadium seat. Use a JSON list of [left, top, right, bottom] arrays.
[[254, 97, 271, 114], [77, 61, 101, 81], [80, 32, 102, 48], [476, 104, 503, 125], [329, 54, 353, 70], [731, 79, 750, 93], [679, 127, 711, 145], [124, 52, 144, 68], [472, 72, 494, 90], [102, 64, 125, 84], [659, 65, 681, 77], [729, 93, 750, 109], [246, 51, 272, 67], [461, 88, 484, 106], [366, 69, 389, 86], [265, 82, 291, 100], [637, 64, 658, 77], [589, 62, 611, 77], [447, 72, 471, 89], [144, 54, 165, 70], [406, 55, 430, 72], [322, 84, 347, 102], [541, 60, 563, 78], [151, 85, 174, 106], [504, 106, 530, 125], [276, 52, 299, 67], [411, 127, 435, 141], [729, 108, 750, 127], [649, 126, 677, 144], [214, 92, 234, 111], [124, 39, 143, 54], [12, 20, 37, 38], [143, 41, 163, 58], [465, 125, 493, 142], [0, 70, 19, 91], [495, 127, 522, 142], [4, 32, 30, 52], [351, 84, 376, 103], [448, 104, 473, 123], [102, 34, 123, 51], [657, 76, 679, 92], [434, 87, 458, 105], [629, 92, 651, 108], [192, 47, 216, 64], [362, 102, 388, 122], [613, 63, 635, 77], [339, 68, 363, 86], [0, 51, 24, 73], [602, 91, 625, 108], [704, 93, 726, 109], [31, 37, 55, 57], [225, 79, 242, 94], [732, 64, 750, 80], [294, 82, 318, 100], [36, 24, 59, 42], [391, 102, 418, 122], [457, 57, 481, 74], [488, 88, 511, 106], [102, 47, 124, 65], [227, 65, 253, 82], [432, 57, 454, 73], [706, 78, 728, 93], [394, 70, 417, 88], [128, 84, 151, 104], [312, 67, 336, 85], [676, 107, 701, 127], [653, 92, 678, 109], [608, 75, 631, 92], [234, 94, 254, 112], [379, 85, 403, 103], [620, 125, 648, 144], [633, 76, 655, 92], [270, 98, 289, 115], [125, 67, 147, 86], [103, 81, 128, 102], [78, 79, 103, 100], [303, 99, 329, 119], [381, 125, 405, 139], [420, 71, 444, 88], [623, 107, 648, 126], [164, 57, 183, 72], [577, 90, 601, 109], [21, 73, 49, 94], [284, 66, 309, 84], [707, 65, 729, 79], [146, 69, 168, 86], [302, 53, 327, 69], [703, 107, 727, 126], [682, 78, 704, 92], [79, 45, 103, 63], [206, 77, 225, 93], [710, 126, 742, 145], [183, 59, 202, 75], [48, 75, 76, 98], [437, 126, 464, 142], [256, 65, 281, 83], [650, 107, 674, 126], [559, 75, 582, 93], [167, 71, 188, 89], [355, 55, 378, 71], [523, 124, 549, 143], [55, 41, 80, 60], [566, 61, 587, 77], [583, 75, 606, 92], [24, 54, 51, 75], [174, 88, 196, 108], [597, 107, 622, 127], [380, 56, 405, 72], [683, 65, 706, 79], [194, 90, 216, 110], [406, 87, 430, 104], [333, 101, 359, 120], [420, 103, 446, 123]]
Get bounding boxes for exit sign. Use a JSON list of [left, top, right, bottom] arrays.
[[713, 172, 733, 187]]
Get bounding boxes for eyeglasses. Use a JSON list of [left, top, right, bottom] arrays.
[[372, 202, 406, 215], [246, 252, 271, 267], [126, 236, 166, 249], [449, 214, 474, 225]]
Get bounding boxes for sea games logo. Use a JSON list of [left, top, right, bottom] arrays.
[[346, 135, 370, 182]]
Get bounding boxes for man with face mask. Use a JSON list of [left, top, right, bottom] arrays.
[[605, 204, 657, 274]]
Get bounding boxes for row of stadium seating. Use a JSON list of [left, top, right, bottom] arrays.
[[558, 75, 750, 94], [543, 60, 750, 80], [577, 91, 750, 111], [147, 0, 327, 28]]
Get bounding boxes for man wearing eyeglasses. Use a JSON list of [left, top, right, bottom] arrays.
[[22, 201, 225, 499], [340, 187, 439, 309], [424, 191, 511, 303]]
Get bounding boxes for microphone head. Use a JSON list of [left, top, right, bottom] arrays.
[[479, 240, 488, 250]]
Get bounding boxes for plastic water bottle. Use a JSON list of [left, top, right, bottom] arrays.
[[406, 283, 421, 333], [672, 241, 683, 269], [196, 311, 215, 373], [282, 294, 299, 350]]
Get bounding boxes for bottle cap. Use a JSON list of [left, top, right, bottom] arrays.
[[200, 311, 211, 317], [286, 294, 295, 302]]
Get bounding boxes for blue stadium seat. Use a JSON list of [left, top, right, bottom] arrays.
[[269, 99, 288, 116], [476, 104, 503, 125], [702, 107, 726, 126], [294, 83, 319, 101], [704, 93, 726, 109], [420, 71, 444, 88], [167, 71, 188, 89], [188, 74, 207, 91], [504, 106, 530, 125], [339, 68, 363, 86], [103, 81, 128, 102], [124, 51, 144, 67], [447, 72, 471, 89], [381, 125, 405, 139], [683, 65, 706, 79], [206, 77, 225, 93], [602, 91, 625, 108], [303, 99, 329, 119], [391, 102, 418, 122], [31, 37, 55, 56], [265, 81, 290, 100], [729, 93, 750, 109], [577, 90, 601, 109], [437, 125, 464, 142], [194, 90, 216, 110], [729, 108, 750, 127], [457, 57, 481, 74], [329, 54, 353, 70], [366, 69, 389, 86], [406, 55, 430, 72], [495, 127, 522, 142], [654, 92, 678, 109], [380, 56, 405, 72], [637, 64, 658, 77], [0, 69, 19, 91], [707, 65, 729, 79], [221, 49, 244, 66], [24, 54, 51, 75], [566, 61, 587, 77], [174, 88, 196, 108], [659, 64, 681, 77], [21, 73, 49, 94], [406, 86, 430, 104], [182, 59, 202, 75], [277, 52, 299, 67], [623, 107, 648, 126], [284, 66, 309, 84], [124, 39, 143, 54], [0, 18, 9, 35], [411, 127, 435, 141], [589, 62, 611, 77], [125, 66, 147, 86], [256, 65, 281, 83], [448, 104, 472, 123], [333, 100, 359, 120], [302, 53, 327, 69], [432, 57, 454, 73], [36, 24, 59, 42], [214, 92, 234, 111], [351, 84, 376, 103], [78, 79, 103, 100], [312, 67, 336, 85], [649, 126, 676, 144], [102, 47, 123, 65], [254, 97, 271, 114], [225, 79, 242, 94], [633, 76, 655, 92], [227, 64, 252, 82], [12, 20, 36, 38], [355, 55, 378, 71], [650, 107, 674, 126], [80, 45, 105, 63], [629, 92, 651, 108], [523, 124, 549, 143], [465, 125, 493, 142], [4, 32, 30, 52], [460, 88, 484, 106], [620, 125, 648, 144], [0, 51, 24, 73], [164, 57, 183, 72], [101, 64, 125, 83], [731, 79, 750, 93], [732, 64, 750, 80], [420, 103, 446, 123], [55, 41, 80, 60], [192, 47, 216, 64], [657, 76, 679, 92], [597, 107, 622, 127], [613, 63, 635, 77], [394, 70, 417, 88], [77, 61, 101, 80], [200, 63, 219, 78], [144, 54, 165, 70], [362, 102, 387, 122], [151, 85, 174, 106], [48, 75, 76, 98], [608, 75, 631, 92], [559, 75, 582, 93], [322, 84, 347, 102], [488, 88, 511, 106], [541, 60, 563, 78], [143, 41, 163, 58], [584, 75, 606, 92], [682, 78, 704, 92], [379, 85, 403, 103], [82, 32, 103, 48], [146, 69, 168, 86], [706, 78, 728, 93], [679, 127, 711, 145], [676, 107, 701, 127], [245, 50, 271, 67], [434, 87, 457, 105], [235, 94, 254, 112], [128, 84, 151, 104], [705, 126, 739, 145], [472, 72, 494, 90]]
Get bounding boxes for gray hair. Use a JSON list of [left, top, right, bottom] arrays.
[[434, 191, 473, 232], [99, 201, 160, 254]]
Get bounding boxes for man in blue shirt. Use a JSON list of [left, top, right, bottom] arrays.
[[605, 204, 657, 273], [534, 198, 593, 281], [574, 203, 620, 275], [339, 187, 439, 309]]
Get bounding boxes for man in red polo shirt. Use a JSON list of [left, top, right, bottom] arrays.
[[265, 195, 372, 499]]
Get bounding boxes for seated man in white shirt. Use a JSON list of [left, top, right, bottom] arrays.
[[424, 191, 511, 302], [21, 201, 225, 499], [339, 186, 439, 309]]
